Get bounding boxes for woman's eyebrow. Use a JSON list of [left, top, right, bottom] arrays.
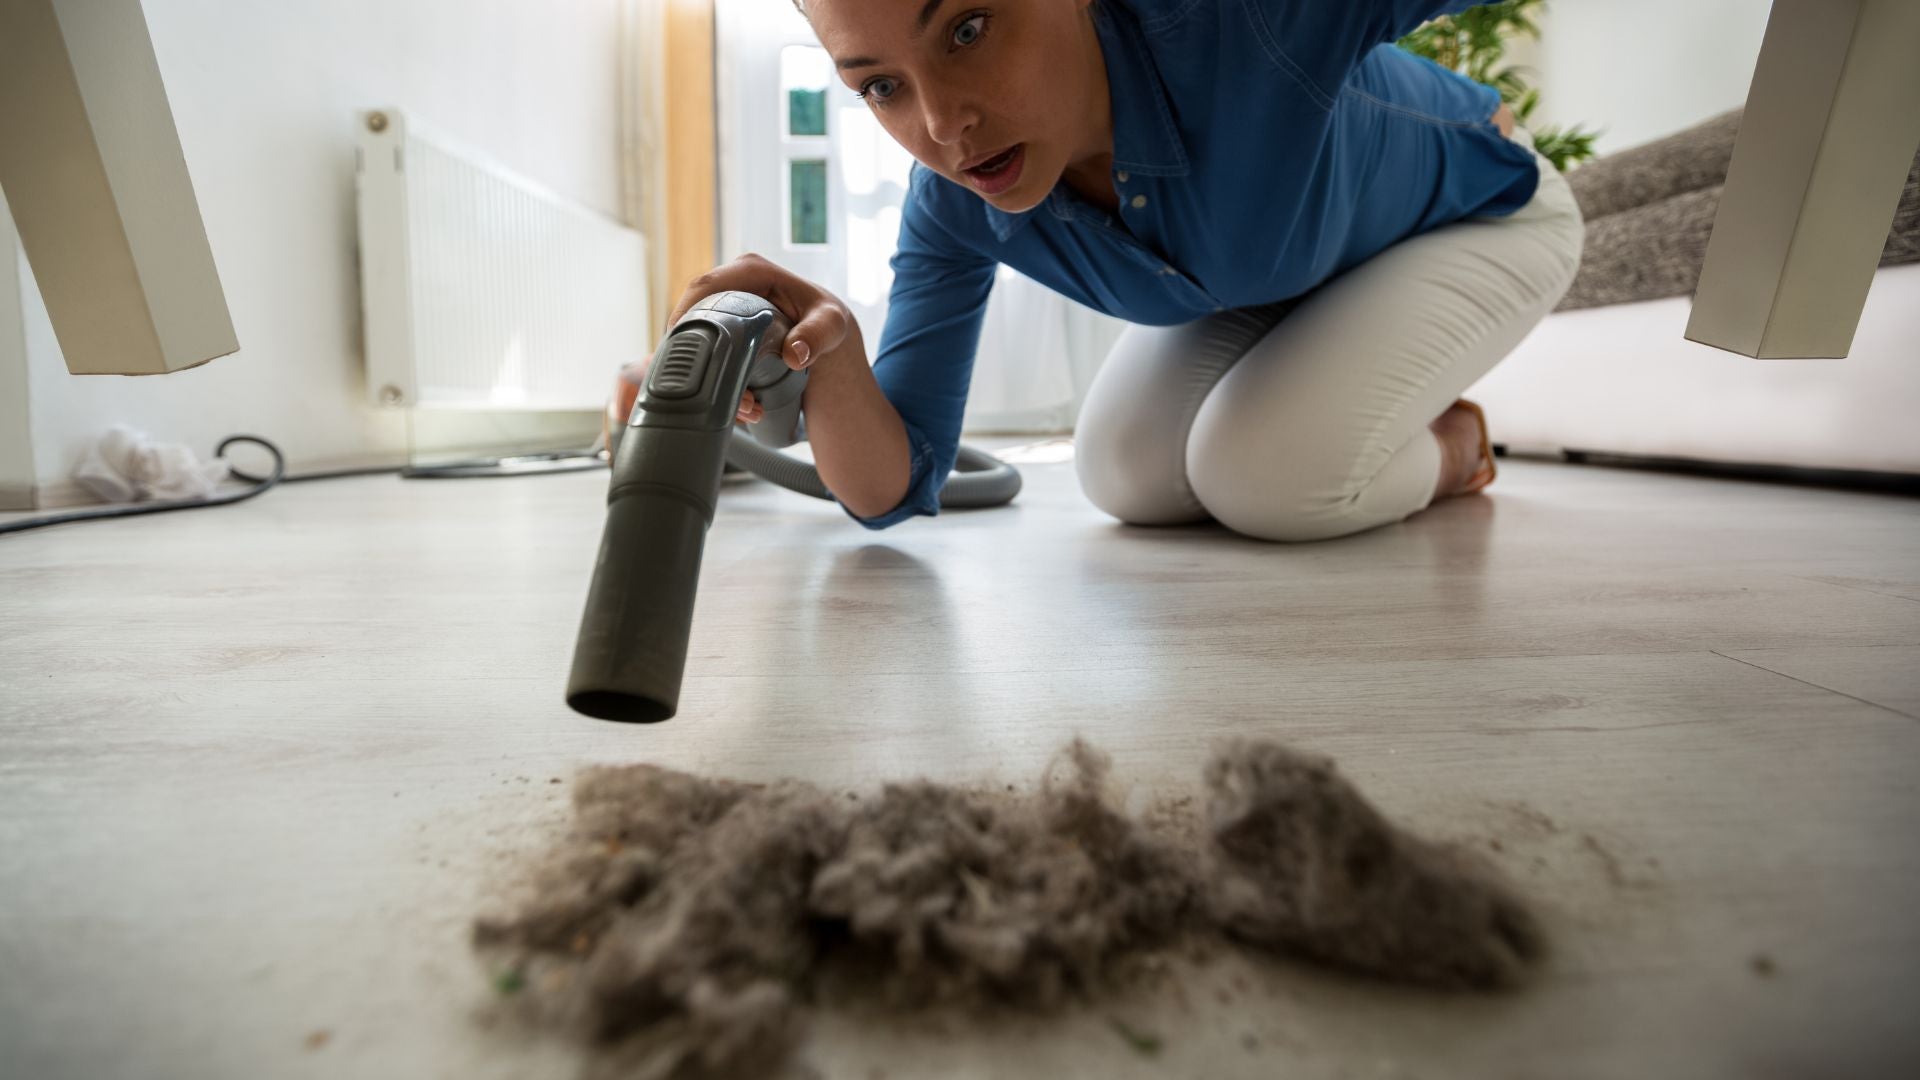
[[836, 0, 952, 69]]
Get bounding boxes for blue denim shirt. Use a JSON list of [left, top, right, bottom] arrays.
[[841, 0, 1540, 530]]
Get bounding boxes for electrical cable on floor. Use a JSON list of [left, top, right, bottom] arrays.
[[0, 435, 295, 536], [0, 433, 619, 536]]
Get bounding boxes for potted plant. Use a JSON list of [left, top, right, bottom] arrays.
[[1397, 0, 1601, 172]]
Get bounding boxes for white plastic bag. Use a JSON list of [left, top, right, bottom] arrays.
[[72, 425, 230, 503]]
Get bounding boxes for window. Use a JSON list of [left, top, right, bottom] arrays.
[[718, 8, 915, 326], [789, 160, 827, 244], [788, 89, 826, 137], [781, 45, 831, 246]]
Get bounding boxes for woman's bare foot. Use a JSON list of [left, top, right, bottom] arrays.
[[1430, 401, 1495, 498]]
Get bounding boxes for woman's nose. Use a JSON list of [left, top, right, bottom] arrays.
[[920, 90, 978, 146]]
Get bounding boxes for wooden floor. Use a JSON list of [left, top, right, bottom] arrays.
[[2, 442, 1917, 1079]]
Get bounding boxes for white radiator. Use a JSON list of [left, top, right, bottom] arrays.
[[354, 107, 649, 410]]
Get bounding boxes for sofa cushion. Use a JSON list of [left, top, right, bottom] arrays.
[[1556, 108, 1920, 312]]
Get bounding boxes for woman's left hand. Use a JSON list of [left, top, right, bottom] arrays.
[[1492, 103, 1515, 139]]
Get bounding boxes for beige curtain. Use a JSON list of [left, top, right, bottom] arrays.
[[618, 0, 671, 340]]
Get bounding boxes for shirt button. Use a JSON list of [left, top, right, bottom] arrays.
[[1116, 170, 1130, 182], [1130, 195, 1147, 209]]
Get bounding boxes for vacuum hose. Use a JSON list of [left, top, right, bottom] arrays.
[[566, 291, 1021, 722]]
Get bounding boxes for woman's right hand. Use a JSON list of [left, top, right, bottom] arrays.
[[610, 252, 860, 429]]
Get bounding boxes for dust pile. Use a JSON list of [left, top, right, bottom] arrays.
[[473, 739, 1541, 1078]]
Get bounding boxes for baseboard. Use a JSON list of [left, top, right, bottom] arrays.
[[0, 482, 36, 511], [7, 477, 94, 510], [1502, 446, 1920, 497]]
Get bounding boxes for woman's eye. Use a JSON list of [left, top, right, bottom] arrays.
[[952, 13, 987, 47], [855, 13, 988, 108]]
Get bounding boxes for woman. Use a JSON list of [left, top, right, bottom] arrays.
[[630, 0, 1584, 541]]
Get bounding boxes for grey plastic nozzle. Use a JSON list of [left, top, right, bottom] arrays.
[[566, 289, 1023, 724], [566, 292, 793, 722]]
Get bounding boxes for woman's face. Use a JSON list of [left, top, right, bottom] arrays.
[[808, 0, 1105, 214]]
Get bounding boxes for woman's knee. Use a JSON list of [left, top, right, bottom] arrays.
[[1073, 430, 1207, 525], [1186, 423, 1371, 542], [1072, 330, 1214, 526], [1192, 480, 1366, 542]]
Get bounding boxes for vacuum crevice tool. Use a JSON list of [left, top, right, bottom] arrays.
[[566, 291, 1022, 723], [566, 292, 800, 722]]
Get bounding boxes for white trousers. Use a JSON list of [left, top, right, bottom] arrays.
[[1073, 127, 1585, 542]]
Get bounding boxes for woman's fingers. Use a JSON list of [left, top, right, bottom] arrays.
[[735, 387, 761, 423], [667, 254, 855, 373], [782, 302, 851, 370], [1492, 102, 1516, 138], [661, 251, 846, 420], [667, 252, 810, 329]]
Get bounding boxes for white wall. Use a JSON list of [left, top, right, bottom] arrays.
[[12, 0, 624, 502], [0, 204, 31, 507], [1526, 0, 1774, 156]]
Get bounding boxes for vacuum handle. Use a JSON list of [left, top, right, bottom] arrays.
[[567, 291, 793, 723], [719, 293, 805, 448], [749, 365, 807, 449]]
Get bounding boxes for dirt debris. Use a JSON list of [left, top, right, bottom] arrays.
[[1203, 740, 1541, 989], [474, 738, 1542, 1079]]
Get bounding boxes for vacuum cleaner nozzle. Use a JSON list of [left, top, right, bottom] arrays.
[[566, 292, 797, 722]]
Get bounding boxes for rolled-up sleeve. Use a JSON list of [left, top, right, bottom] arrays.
[[838, 166, 999, 530], [1241, 1, 1489, 107]]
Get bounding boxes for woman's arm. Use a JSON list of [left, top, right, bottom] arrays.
[[825, 167, 999, 531], [797, 322, 914, 521]]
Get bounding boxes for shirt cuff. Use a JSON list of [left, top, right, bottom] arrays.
[[838, 421, 943, 530]]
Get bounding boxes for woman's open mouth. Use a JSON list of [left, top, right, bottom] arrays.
[[963, 144, 1025, 195]]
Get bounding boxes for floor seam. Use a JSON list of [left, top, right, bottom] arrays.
[[1784, 574, 1920, 606], [1710, 650, 1919, 722]]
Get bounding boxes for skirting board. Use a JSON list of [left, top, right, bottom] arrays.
[[0, 482, 36, 512], [3, 477, 142, 512]]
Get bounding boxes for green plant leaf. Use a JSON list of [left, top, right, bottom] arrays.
[[1395, 1, 1597, 169]]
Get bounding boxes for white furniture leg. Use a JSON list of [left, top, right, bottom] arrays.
[[1685, 0, 1920, 359], [0, 0, 237, 376]]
